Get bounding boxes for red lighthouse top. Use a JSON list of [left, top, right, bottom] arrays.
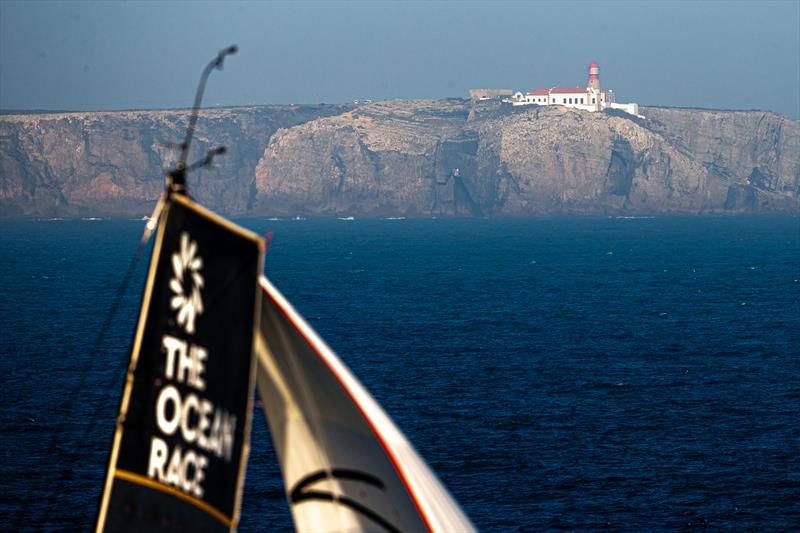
[[589, 60, 600, 80]]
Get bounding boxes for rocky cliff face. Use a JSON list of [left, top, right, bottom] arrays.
[[1, 100, 797, 217], [0, 105, 350, 217], [255, 100, 799, 216], [254, 99, 471, 217]]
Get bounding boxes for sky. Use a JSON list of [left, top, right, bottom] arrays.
[[1, 1, 798, 118]]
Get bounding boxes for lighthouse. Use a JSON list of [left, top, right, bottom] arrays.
[[588, 60, 600, 91]]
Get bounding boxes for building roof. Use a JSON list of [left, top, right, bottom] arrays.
[[526, 87, 589, 96], [549, 87, 588, 94]]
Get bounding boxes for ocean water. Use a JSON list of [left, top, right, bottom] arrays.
[[1, 216, 799, 532]]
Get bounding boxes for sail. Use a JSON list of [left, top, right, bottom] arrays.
[[96, 194, 264, 532], [255, 276, 475, 533]]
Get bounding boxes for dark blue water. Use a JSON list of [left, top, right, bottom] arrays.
[[2, 216, 799, 531]]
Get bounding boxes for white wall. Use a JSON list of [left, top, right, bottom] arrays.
[[607, 102, 639, 115]]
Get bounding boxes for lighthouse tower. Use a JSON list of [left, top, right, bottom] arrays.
[[588, 60, 600, 91]]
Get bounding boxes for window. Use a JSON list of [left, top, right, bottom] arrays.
[[580, 98, 584, 104], [592, 98, 596, 103]]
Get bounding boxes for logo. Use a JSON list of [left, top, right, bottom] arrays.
[[290, 469, 398, 533], [169, 232, 204, 334]]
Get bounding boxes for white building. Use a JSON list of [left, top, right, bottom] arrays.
[[508, 61, 640, 116]]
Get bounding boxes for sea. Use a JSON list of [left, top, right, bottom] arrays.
[[1, 215, 799, 532]]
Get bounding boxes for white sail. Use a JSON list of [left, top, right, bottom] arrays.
[[255, 276, 475, 533]]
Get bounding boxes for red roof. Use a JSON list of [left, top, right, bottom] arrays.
[[527, 87, 587, 96], [549, 87, 588, 94]]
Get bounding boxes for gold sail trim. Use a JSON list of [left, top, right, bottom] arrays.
[[114, 469, 233, 528]]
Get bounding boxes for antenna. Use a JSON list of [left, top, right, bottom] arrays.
[[168, 45, 238, 194]]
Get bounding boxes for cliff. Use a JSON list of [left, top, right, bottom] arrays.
[[0, 105, 350, 217], [1, 100, 797, 217]]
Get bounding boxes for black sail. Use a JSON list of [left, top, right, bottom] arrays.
[[96, 194, 263, 532]]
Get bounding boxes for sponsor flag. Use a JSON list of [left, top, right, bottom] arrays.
[[96, 194, 263, 532]]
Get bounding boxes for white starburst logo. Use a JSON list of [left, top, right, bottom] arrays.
[[169, 232, 204, 334]]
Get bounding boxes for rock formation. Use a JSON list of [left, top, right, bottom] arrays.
[[0, 105, 350, 217], [1, 100, 797, 217]]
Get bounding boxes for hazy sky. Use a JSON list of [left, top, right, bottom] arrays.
[[1, 1, 798, 117]]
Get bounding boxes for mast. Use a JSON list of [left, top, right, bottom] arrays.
[[168, 46, 238, 196]]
